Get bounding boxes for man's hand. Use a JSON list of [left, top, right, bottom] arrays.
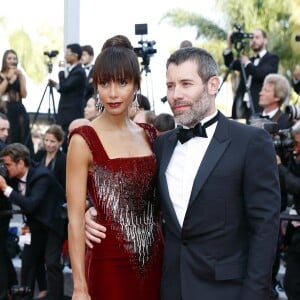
[[85, 207, 107, 249], [48, 79, 56, 87], [0, 175, 7, 191]]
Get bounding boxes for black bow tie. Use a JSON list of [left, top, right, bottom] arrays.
[[259, 114, 270, 119], [177, 112, 219, 144]]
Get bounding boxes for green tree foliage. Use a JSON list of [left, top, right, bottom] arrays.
[[161, 0, 300, 80], [3, 23, 63, 84]]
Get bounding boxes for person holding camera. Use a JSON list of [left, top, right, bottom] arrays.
[[258, 73, 294, 299], [276, 120, 300, 300], [223, 28, 279, 121], [0, 143, 66, 300], [0, 114, 19, 300], [49, 43, 86, 152]]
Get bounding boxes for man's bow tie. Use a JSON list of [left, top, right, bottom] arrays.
[[177, 112, 219, 144]]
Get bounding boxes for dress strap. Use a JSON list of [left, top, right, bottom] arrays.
[[70, 126, 107, 160], [136, 123, 157, 149]]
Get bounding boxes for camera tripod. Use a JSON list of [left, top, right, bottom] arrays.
[[25, 59, 57, 146], [31, 59, 57, 125], [140, 59, 156, 112], [218, 40, 255, 119]]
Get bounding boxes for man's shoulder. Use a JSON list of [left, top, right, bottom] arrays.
[[28, 162, 52, 180]]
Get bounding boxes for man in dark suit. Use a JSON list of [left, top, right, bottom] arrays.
[[256, 73, 294, 298], [0, 143, 66, 300], [258, 73, 294, 129], [223, 28, 279, 121], [81, 45, 95, 107], [0, 113, 18, 300], [84, 47, 281, 300], [50, 43, 86, 149]]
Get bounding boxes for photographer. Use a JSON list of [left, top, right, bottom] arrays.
[[276, 120, 300, 300], [0, 114, 18, 300], [223, 28, 279, 121], [0, 143, 66, 300], [258, 74, 294, 129]]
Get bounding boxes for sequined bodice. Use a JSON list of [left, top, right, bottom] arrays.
[[72, 124, 162, 272]]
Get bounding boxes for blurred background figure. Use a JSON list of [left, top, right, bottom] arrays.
[[0, 49, 34, 154], [133, 110, 156, 125], [81, 45, 95, 106], [276, 120, 300, 300], [83, 96, 101, 121], [128, 93, 151, 120], [179, 40, 193, 48], [49, 43, 86, 151], [153, 113, 175, 136], [258, 73, 294, 129], [223, 28, 279, 121], [0, 113, 18, 300], [292, 65, 300, 95]]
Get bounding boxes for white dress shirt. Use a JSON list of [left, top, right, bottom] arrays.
[[166, 112, 218, 227]]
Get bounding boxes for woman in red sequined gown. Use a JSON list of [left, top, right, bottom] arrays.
[[66, 35, 163, 300]]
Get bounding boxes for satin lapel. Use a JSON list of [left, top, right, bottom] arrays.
[[188, 114, 231, 207], [159, 130, 182, 231]]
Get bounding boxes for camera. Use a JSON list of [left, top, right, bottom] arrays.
[[230, 24, 253, 52], [133, 23, 157, 73], [10, 285, 32, 300], [230, 24, 254, 44], [0, 161, 8, 178], [250, 117, 295, 160], [43, 50, 59, 58], [285, 104, 300, 121]]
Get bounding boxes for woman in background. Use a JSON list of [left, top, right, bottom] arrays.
[[84, 96, 101, 121], [0, 49, 33, 154]]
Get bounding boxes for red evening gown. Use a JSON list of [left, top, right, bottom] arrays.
[[72, 124, 164, 300]]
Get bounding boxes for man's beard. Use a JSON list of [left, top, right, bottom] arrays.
[[173, 92, 211, 128]]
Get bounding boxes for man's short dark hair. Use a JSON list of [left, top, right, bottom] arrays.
[[67, 43, 83, 60], [137, 94, 151, 110], [82, 45, 94, 56], [154, 113, 175, 132], [0, 143, 31, 166], [0, 112, 8, 121]]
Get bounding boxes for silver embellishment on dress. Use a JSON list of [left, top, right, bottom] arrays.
[[93, 164, 156, 268]]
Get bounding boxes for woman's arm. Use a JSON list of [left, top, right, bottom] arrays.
[[16, 69, 27, 98], [66, 133, 91, 300]]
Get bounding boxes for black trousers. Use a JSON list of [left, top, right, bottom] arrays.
[[0, 216, 18, 300], [284, 228, 300, 300], [21, 227, 64, 300]]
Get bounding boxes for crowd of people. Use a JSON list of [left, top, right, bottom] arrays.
[[0, 27, 300, 300]]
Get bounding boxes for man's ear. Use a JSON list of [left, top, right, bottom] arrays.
[[207, 76, 220, 96]]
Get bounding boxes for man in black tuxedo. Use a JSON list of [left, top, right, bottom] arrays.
[[50, 43, 86, 150], [0, 143, 66, 300], [223, 28, 279, 121], [81, 45, 95, 107], [258, 73, 294, 129], [0, 113, 18, 300], [84, 47, 281, 300]]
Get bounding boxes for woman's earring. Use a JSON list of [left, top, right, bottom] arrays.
[[96, 102, 104, 112], [132, 93, 139, 112], [95, 95, 104, 112]]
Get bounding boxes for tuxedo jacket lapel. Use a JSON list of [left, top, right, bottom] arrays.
[[159, 130, 182, 231], [188, 114, 231, 207]]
